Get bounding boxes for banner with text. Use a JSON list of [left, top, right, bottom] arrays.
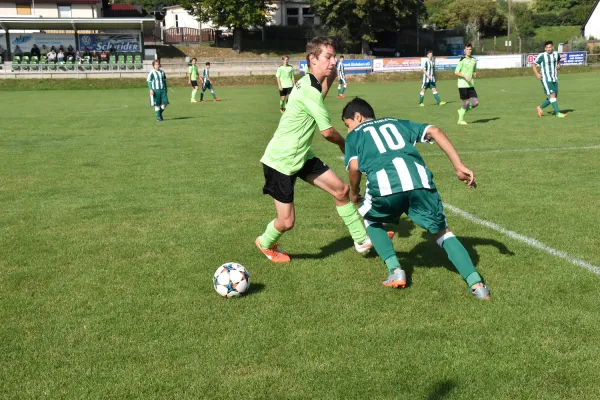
[[9, 33, 75, 53], [526, 52, 586, 67], [373, 56, 460, 73], [476, 54, 522, 69], [299, 59, 372, 75], [79, 33, 141, 53]]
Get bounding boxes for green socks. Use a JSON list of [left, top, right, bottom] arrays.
[[155, 109, 161, 119], [366, 223, 399, 273], [200, 92, 204, 100], [540, 98, 551, 109], [433, 93, 442, 104], [279, 100, 284, 109], [336, 202, 367, 244], [550, 99, 560, 115], [259, 220, 283, 249], [211, 92, 217, 100], [419, 94, 424, 104], [341, 87, 346, 94], [458, 108, 466, 121], [438, 233, 482, 287], [191, 89, 197, 100]]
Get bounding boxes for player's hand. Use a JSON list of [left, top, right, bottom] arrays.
[[150, 90, 154, 95], [278, 86, 283, 91], [350, 192, 363, 205], [455, 164, 477, 189], [465, 76, 472, 83], [535, 73, 542, 80], [473, 72, 478, 78]]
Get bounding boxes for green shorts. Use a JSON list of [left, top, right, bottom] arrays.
[[541, 80, 558, 96], [421, 81, 437, 90], [338, 77, 347, 85], [359, 189, 448, 234], [203, 81, 213, 91], [151, 89, 169, 107]]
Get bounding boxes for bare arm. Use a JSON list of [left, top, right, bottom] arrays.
[[320, 127, 345, 154], [425, 126, 476, 188], [276, 77, 282, 90], [532, 64, 542, 79], [348, 159, 363, 205]]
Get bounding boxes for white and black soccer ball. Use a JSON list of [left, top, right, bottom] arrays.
[[213, 262, 250, 298]]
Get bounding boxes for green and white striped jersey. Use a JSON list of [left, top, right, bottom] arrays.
[[337, 61, 345, 80], [422, 59, 435, 83], [203, 68, 210, 83], [535, 51, 560, 82], [147, 69, 167, 90], [345, 117, 435, 197]]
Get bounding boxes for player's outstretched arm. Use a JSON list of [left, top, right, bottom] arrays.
[[320, 127, 345, 154], [426, 126, 476, 188], [347, 159, 363, 205]]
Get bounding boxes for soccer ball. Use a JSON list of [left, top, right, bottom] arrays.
[[213, 262, 250, 298]]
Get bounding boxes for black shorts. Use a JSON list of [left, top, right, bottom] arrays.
[[262, 157, 330, 203], [279, 87, 293, 97], [191, 80, 198, 88], [459, 87, 478, 100]]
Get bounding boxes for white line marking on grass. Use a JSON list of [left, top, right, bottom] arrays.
[[335, 145, 600, 160], [443, 204, 600, 276]]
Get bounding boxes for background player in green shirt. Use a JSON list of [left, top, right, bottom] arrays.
[[342, 98, 490, 300], [533, 41, 567, 118], [147, 59, 168, 122], [256, 37, 374, 263], [455, 44, 479, 125], [337, 55, 347, 98], [189, 58, 200, 103], [419, 50, 446, 107], [200, 62, 220, 102], [276, 55, 295, 113]]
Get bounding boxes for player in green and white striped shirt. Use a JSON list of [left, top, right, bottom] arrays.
[[419, 50, 446, 107], [200, 62, 220, 102], [342, 97, 490, 300], [337, 55, 347, 98], [147, 59, 169, 121], [532, 41, 567, 118]]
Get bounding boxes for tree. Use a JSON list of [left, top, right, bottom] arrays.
[[181, 0, 274, 52], [534, 0, 596, 13], [431, 0, 503, 42], [311, 0, 424, 55], [123, 0, 177, 13]]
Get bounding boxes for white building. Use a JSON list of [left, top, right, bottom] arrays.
[[0, 0, 102, 19], [163, 5, 216, 30], [583, 0, 600, 39]]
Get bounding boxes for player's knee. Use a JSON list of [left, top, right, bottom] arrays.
[[281, 217, 295, 231], [334, 184, 350, 202]]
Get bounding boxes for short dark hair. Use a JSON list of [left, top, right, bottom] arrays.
[[465, 43, 473, 49], [342, 98, 376, 121], [427, 50, 433, 55], [339, 55, 344, 58], [191, 57, 197, 62], [544, 41, 553, 47], [206, 62, 211, 66]]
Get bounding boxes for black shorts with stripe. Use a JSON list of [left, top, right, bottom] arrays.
[[262, 157, 330, 203], [459, 87, 478, 100]]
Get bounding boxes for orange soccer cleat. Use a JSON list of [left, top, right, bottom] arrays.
[[255, 237, 291, 263]]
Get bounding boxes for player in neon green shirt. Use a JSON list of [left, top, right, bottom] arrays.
[[455, 43, 479, 125], [189, 57, 200, 103], [276, 55, 295, 113], [342, 97, 489, 299], [256, 37, 374, 263]]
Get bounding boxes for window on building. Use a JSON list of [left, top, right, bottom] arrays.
[[175, 14, 179, 28], [16, 4, 31, 15], [287, 8, 299, 26], [57, 5, 72, 18], [302, 7, 315, 26]]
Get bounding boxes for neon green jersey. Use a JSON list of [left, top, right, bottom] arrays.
[[276, 65, 295, 89], [455, 56, 477, 88], [261, 73, 332, 175], [189, 65, 199, 80]]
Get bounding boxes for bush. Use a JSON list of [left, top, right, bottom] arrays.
[[593, 45, 600, 55], [571, 36, 588, 51]]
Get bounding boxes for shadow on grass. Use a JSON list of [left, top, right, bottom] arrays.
[[471, 117, 501, 123], [169, 116, 197, 120], [426, 379, 456, 400], [246, 282, 265, 296], [291, 236, 354, 259]]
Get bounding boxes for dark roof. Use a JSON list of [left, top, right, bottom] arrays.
[[582, 0, 600, 31]]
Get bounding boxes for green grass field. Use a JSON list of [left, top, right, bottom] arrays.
[[2, 72, 600, 399]]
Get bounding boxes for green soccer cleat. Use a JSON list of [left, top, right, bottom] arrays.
[[439, 101, 447, 106], [556, 113, 567, 118], [457, 120, 468, 125], [419, 103, 424, 107]]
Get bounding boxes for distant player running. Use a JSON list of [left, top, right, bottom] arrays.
[[189, 57, 200, 103], [342, 97, 490, 299], [147, 59, 168, 122], [337, 55, 347, 98], [419, 50, 446, 107], [276, 55, 295, 113], [533, 41, 567, 118], [455, 44, 478, 125], [256, 37, 374, 263], [200, 62, 220, 102]]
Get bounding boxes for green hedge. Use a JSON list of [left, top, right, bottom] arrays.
[[533, 5, 593, 27]]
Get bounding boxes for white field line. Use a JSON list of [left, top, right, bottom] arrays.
[[336, 145, 600, 161], [444, 204, 600, 276]]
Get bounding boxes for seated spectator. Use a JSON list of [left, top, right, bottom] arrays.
[[109, 45, 116, 56], [57, 50, 65, 63], [67, 44, 74, 57], [50, 45, 57, 53], [75, 50, 82, 63], [59, 45, 65, 53], [83, 47, 90, 58], [14, 45, 23, 56], [100, 50, 108, 62], [40, 45, 49, 56], [91, 50, 99, 62], [47, 49, 57, 62], [31, 44, 41, 58]]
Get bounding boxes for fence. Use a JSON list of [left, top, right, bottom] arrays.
[[164, 28, 216, 44]]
